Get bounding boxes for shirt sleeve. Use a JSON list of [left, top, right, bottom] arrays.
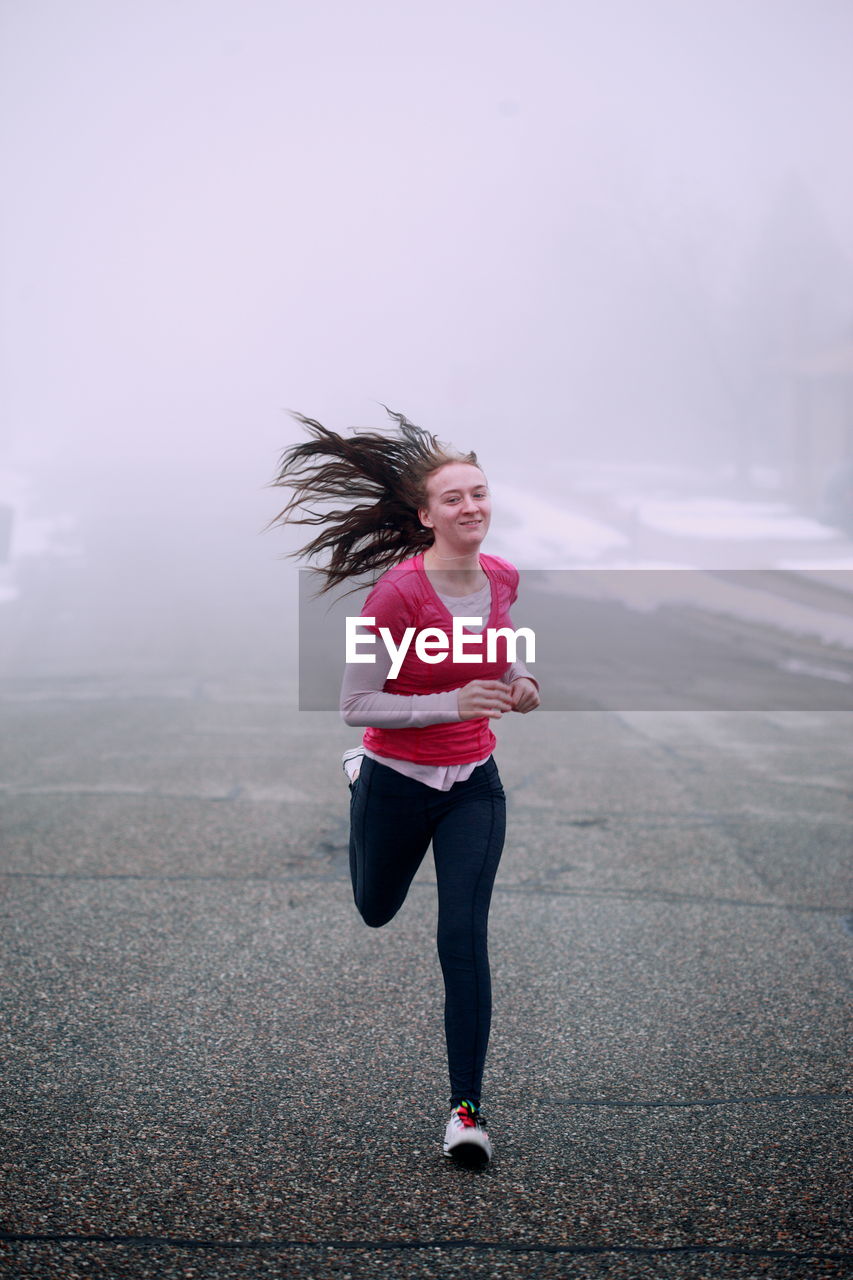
[[501, 660, 539, 690], [340, 574, 461, 728], [502, 568, 538, 688], [340, 642, 461, 727]]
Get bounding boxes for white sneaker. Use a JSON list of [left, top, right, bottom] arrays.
[[341, 747, 364, 783], [442, 1100, 492, 1167]]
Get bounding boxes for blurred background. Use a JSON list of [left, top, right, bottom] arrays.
[[2, 0, 852, 687]]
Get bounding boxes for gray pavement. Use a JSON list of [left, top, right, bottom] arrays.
[[1, 670, 850, 1279]]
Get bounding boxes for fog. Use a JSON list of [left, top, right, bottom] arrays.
[[2, 0, 852, 681]]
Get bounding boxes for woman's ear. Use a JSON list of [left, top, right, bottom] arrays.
[[418, 508, 433, 529]]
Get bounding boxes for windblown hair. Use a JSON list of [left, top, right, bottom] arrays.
[[267, 407, 480, 592]]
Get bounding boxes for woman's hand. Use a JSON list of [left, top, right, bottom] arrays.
[[509, 677, 540, 713], [458, 679, 515, 720]]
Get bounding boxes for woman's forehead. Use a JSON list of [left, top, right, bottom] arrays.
[[427, 462, 486, 495]]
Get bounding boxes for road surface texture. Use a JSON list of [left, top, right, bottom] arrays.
[[1, 640, 851, 1278]]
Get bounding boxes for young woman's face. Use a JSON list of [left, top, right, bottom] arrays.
[[418, 462, 491, 553]]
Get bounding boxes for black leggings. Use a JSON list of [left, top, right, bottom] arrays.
[[348, 754, 506, 1107]]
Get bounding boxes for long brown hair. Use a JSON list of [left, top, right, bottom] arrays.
[[267, 407, 479, 592]]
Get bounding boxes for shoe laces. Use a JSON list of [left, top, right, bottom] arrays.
[[454, 1100, 485, 1129]]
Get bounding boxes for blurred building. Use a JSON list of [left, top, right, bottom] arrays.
[[788, 332, 853, 522]]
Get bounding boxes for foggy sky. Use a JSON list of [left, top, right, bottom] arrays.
[[1, 0, 852, 677]]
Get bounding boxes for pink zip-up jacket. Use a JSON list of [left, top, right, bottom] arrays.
[[357, 551, 526, 766]]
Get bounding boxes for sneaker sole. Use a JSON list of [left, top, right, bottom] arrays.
[[443, 1140, 491, 1168]]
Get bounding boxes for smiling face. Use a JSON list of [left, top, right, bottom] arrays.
[[418, 461, 491, 556]]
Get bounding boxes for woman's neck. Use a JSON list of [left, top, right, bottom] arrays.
[[422, 545, 486, 596]]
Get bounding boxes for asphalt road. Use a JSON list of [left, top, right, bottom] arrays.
[[0, 640, 850, 1277]]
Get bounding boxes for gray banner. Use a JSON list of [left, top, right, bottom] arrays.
[[299, 568, 853, 711]]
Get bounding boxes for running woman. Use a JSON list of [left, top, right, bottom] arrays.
[[269, 409, 540, 1167]]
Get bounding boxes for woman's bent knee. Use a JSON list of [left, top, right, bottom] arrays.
[[354, 896, 397, 929]]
